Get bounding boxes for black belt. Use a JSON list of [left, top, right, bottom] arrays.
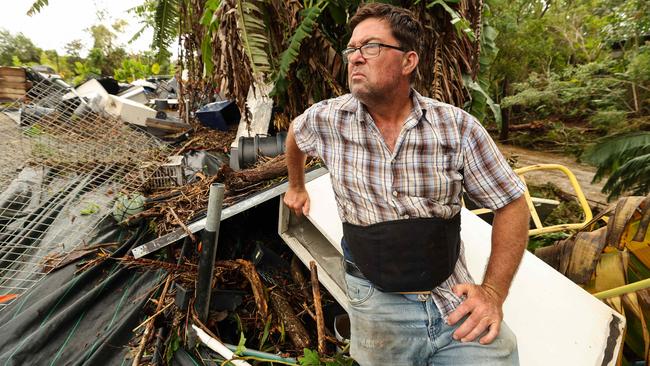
[[344, 260, 366, 280]]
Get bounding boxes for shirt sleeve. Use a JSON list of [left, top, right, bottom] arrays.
[[457, 109, 526, 210], [291, 103, 322, 157]]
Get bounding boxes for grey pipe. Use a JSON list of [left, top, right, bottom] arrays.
[[195, 183, 225, 323]]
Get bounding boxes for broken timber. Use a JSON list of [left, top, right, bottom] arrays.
[[131, 167, 327, 258]]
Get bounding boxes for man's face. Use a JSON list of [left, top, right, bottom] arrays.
[[347, 18, 404, 102]]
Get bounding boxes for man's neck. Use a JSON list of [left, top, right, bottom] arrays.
[[363, 85, 413, 127]]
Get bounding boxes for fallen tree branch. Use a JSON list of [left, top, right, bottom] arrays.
[[132, 274, 173, 366], [310, 261, 326, 354]]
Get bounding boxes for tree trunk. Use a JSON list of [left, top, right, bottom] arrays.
[[499, 77, 510, 142]]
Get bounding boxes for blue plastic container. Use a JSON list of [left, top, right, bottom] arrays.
[[195, 100, 241, 131]]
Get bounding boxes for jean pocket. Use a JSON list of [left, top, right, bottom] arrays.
[[436, 286, 463, 306], [344, 273, 374, 306]]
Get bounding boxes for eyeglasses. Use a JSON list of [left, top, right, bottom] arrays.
[[341, 43, 405, 63]]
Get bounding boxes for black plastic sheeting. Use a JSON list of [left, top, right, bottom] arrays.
[[0, 220, 166, 365], [0, 163, 169, 365]]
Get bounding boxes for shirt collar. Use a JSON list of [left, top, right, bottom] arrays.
[[343, 89, 429, 126]]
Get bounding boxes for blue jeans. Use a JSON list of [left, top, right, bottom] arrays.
[[344, 273, 519, 365]]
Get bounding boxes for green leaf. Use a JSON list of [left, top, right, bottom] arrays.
[[271, 3, 326, 97], [298, 348, 321, 366], [235, 0, 271, 78], [201, 35, 214, 76], [463, 74, 502, 126], [427, 0, 475, 41], [234, 331, 247, 355], [165, 330, 181, 364], [80, 203, 100, 216], [152, 0, 180, 62], [26, 0, 49, 16], [258, 316, 272, 349]]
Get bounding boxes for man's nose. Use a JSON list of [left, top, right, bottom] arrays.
[[348, 49, 365, 65]]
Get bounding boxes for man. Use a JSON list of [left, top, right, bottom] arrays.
[[284, 3, 529, 365]]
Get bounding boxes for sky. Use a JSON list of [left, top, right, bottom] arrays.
[[0, 0, 157, 56]]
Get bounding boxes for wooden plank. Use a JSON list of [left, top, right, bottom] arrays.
[[0, 81, 30, 89], [0, 87, 27, 95], [0, 75, 27, 83], [0, 93, 25, 100], [145, 117, 191, 133], [0, 67, 25, 77]]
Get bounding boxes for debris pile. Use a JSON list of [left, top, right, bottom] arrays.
[[0, 73, 341, 366]]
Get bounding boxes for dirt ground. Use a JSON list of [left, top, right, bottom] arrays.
[[0, 111, 30, 189], [497, 143, 609, 209]]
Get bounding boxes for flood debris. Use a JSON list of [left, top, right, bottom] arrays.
[[0, 68, 346, 366]]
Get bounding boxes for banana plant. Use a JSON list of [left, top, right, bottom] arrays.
[[536, 195, 650, 363], [584, 132, 650, 200]]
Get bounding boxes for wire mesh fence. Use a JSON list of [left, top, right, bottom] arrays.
[[0, 80, 170, 310]]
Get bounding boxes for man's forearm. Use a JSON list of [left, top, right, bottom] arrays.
[[482, 195, 529, 300], [286, 124, 307, 188]]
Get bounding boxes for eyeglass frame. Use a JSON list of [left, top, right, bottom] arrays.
[[341, 42, 406, 64]]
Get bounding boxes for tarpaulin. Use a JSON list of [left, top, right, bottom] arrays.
[[0, 220, 166, 366]]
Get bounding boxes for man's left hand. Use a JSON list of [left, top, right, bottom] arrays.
[[446, 283, 505, 345]]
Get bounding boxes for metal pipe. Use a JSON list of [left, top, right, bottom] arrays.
[[195, 183, 224, 323], [223, 343, 297, 364]]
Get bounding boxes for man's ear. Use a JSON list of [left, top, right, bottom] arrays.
[[402, 51, 419, 76]]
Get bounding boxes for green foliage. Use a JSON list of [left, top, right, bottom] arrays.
[[164, 330, 181, 364], [235, 0, 271, 78], [588, 110, 628, 132], [272, 3, 327, 97], [113, 58, 151, 82], [234, 332, 247, 355], [627, 46, 650, 83], [0, 29, 42, 65], [424, 0, 476, 41], [80, 202, 100, 216], [152, 0, 179, 62], [583, 132, 650, 199], [23, 124, 43, 137], [502, 59, 639, 122], [200, 0, 222, 76], [26, 0, 49, 16], [298, 349, 321, 366], [528, 232, 571, 252], [463, 5, 502, 125], [72, 61, 100, 85], [297, 348, 355, 366]]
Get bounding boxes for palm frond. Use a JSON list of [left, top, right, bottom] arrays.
[[26, 0, 49, 16], [200, 0, 222, 76], [584, 132, 650, 166], [235, 0, 271, 79], [272, 3, 327, 96], [603, 153, 650, 200], [152, 0, 180, 62]]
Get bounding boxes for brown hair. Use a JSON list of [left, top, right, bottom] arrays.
[[349, 3, 423, 54]]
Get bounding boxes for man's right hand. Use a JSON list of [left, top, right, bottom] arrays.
[[284, 186, 310, 217]]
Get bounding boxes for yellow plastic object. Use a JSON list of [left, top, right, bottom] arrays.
[[469, 164, 593, 236]]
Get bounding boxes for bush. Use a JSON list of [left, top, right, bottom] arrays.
[[588, 110, 628, 131], [502, 59, 636, 123]]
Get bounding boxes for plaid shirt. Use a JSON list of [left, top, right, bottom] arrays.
[[293, 90, 526, 316]]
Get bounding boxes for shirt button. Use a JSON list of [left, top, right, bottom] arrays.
[[403, 214, 410, 219], [392, 191, 398, 197]]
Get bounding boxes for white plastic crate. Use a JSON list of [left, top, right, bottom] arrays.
[[146, 155, 185, 189]]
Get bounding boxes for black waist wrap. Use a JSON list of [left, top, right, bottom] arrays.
[[342, 214, 461, 292]]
